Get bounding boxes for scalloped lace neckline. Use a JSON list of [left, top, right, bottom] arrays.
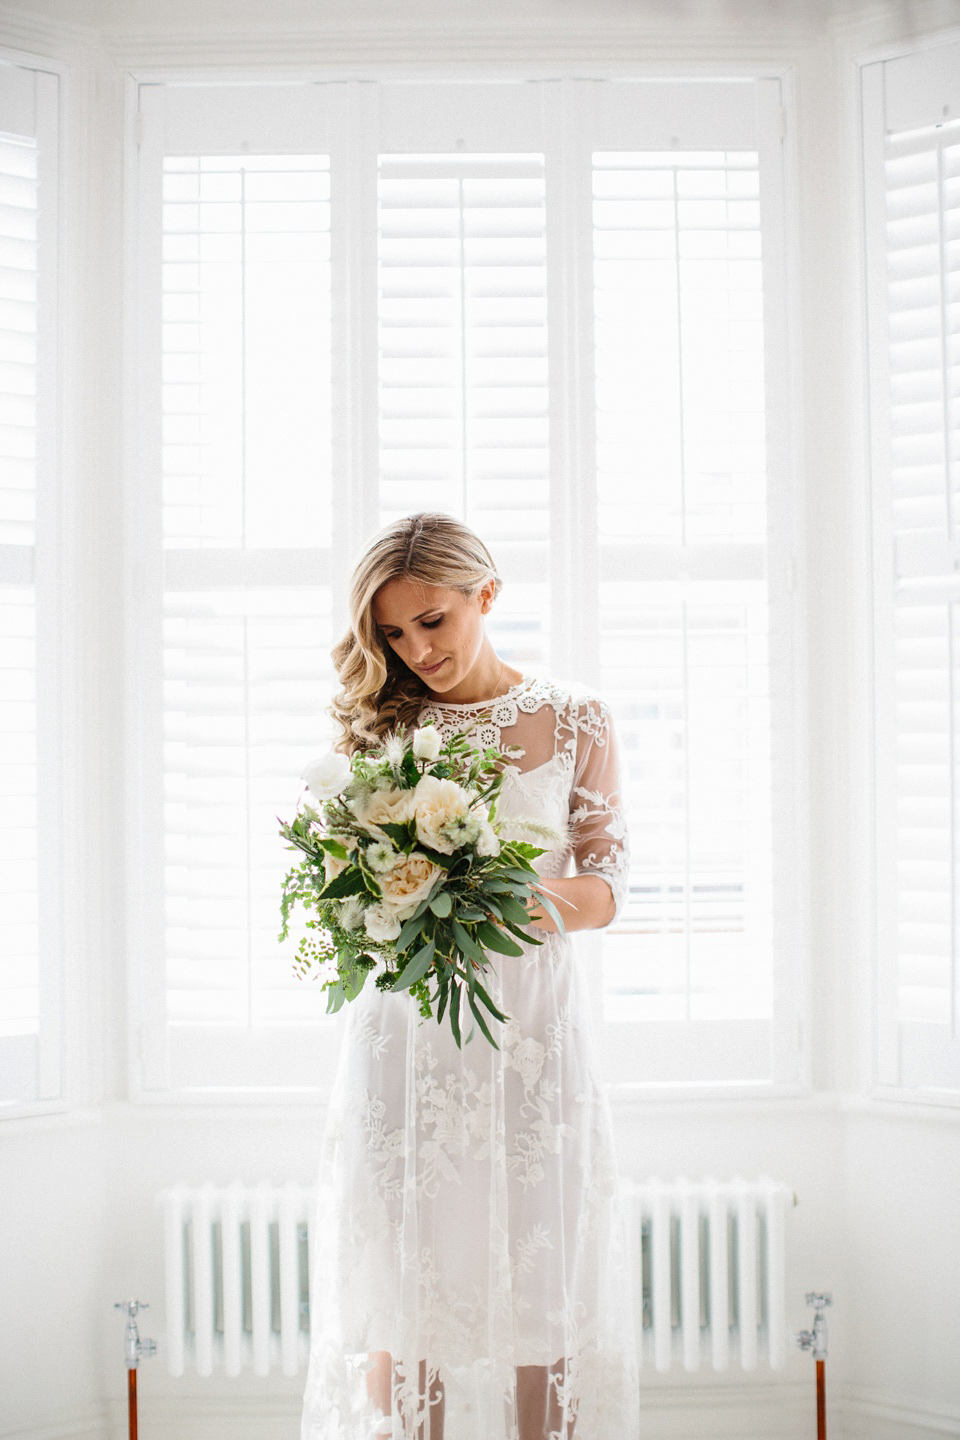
[[424, 674, 533, 713]]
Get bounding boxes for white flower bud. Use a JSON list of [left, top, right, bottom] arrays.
[[412, 724, 443, 762]]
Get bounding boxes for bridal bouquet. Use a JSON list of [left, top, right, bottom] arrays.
[[278, 722, 564, 1048]]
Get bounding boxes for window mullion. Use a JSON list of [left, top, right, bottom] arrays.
[[544, 79, 599, 687], [328, 80, 379, 637]]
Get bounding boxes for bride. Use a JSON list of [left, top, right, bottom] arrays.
[[301, 512, 639, 1439]]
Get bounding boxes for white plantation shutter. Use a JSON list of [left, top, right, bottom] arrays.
[[590, 133, 790, 1085], [378, 152, 551, 672], [0, 60, 61, 1111], [131, 77, 803, 1096], [133, 87, 337, 1094], [864, 39, 960, 1093]]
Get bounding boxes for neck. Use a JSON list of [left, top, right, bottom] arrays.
[[427, 647, 523, 706]]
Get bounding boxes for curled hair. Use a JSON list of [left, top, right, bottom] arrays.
[[330, 512, 502, 754]]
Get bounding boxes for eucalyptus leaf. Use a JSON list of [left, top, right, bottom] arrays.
[[450, 984, 462, 1048], [468, 992, 499, 1049], [451, 920, 488, 968], [476, 920, 523, 957], [391, 938, 436, 992]]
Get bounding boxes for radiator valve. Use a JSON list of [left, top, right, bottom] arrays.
[[114, 1300, 157, 1368], [796, 1291, 831, 1361]]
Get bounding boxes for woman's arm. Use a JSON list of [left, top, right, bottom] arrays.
[[525, 874, 616, 933], [524, 696, 628, 934]]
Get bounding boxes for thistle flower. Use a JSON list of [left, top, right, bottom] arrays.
[[338, 895, 366, 931], [383, 732, 407, 778]]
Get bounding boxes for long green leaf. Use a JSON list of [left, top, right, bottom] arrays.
[[395, 913, 425, 952], [451, 920, 488, 968], [450, 984, 462, 1048], [532, 888, 567, 935], [497, 894, 534, 928], [468, 992, 499, 1049], [391, 938, 436, 992], [501, 917, 543, 948], [476, 920, 523, 957], [472, 977, 509, 1025]]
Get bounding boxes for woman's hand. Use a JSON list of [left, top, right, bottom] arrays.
[[525, 875, 616, 933]]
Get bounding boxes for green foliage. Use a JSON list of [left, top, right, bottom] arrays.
[[277, 718, 565, 1049]]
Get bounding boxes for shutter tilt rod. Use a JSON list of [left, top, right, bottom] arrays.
[[796, 1291, 831, 1440], [114, 1299, 156, 1440]]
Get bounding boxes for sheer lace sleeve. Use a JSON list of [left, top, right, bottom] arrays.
[[568, 696, 630, 921]]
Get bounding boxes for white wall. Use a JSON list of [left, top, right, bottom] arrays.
[[1, 0, 959, 1437]]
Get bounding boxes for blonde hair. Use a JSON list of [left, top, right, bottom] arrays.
[[330, 512, 502, 754]]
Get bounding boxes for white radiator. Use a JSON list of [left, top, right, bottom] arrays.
[[158, 1181, 314, 1377], [622, 1175, 795, 1372], [158, 1175, 795, 1377]]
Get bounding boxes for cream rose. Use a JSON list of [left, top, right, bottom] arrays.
[[323, 849, 349, 885], [322, 834, 355, 885], [413, 775, 472, 855], [359, 786, 417, 831], [377, 852, 443, 920]]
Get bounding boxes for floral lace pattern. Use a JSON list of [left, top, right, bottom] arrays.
[[301, 678, 638, 1439]]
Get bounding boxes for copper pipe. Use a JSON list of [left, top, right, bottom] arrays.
[[127, 1366, 138, 1440], [816, 1358, 826, 1440]]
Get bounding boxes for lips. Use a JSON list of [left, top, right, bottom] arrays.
[[419, 658, 447, 676]]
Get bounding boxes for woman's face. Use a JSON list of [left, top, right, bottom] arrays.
[[371, 575, 495, 697]]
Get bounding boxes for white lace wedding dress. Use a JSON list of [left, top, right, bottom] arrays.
[[301, 676, 639, 1439]]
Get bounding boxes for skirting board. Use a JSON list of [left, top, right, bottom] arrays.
[[842, 1387, 960, 1440], [0, 1412, 109, 1440], [99, 1384, 812, 1440], [10, 1385, 960, 1440]]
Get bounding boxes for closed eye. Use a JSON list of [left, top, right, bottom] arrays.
[[380, 614, 443, 641]]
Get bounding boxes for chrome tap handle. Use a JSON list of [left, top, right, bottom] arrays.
[[796, 1291, 832, 1362], [114, 1300, 157, 1368]]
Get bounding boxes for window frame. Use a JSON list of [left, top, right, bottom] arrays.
[[124, 67, 810, 1104], [861, 30, 960, 1105], [0, 47, 67, 1121]]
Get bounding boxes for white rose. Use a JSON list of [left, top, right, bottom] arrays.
[[363, 902, 402, 944], [413, 775, 472, 855], [360, 786, 417, 832], [301, 751, 351, 800], [475, 818, 501, 857], [412, 724, 443, 762], [378, 852, 443, 921]]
